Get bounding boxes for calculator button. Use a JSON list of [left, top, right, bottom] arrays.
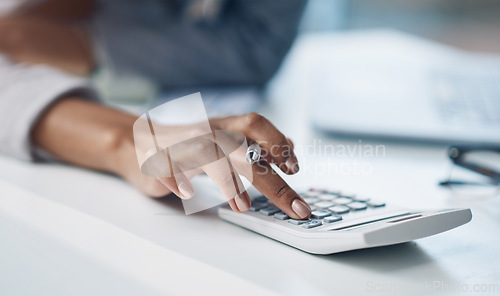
[[333, 197, 352, 205], [347, 202, 368, 211], [274, 212, 290, 220], [324, 216, 343, 223], [328, 205, 350, 214], [302, 220, 322, 229], [259, 206, 281, 216], [288, 219, 311, 225], [314, 201, 334, 208], [311, 210, 331, 219], [302, 191, 320, 197], [253, 195, 268, 203], [339, 192, 356, 198], [353, 195, 370, 202], [318, 194, 334, 201], [249, 203, 268, 212], [303, 197, 319, 204], [367, 200, 386, 207]]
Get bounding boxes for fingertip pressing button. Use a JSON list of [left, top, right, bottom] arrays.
[[324, 216, 342, 223], [292, 199, 311, 219]]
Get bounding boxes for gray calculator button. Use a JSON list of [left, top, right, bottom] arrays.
[[253, 195, 268, 203], [367, 200, 386, 207], [333, 197, 352, 205], [302, 191, 319, 197], [303, 197, 319, 204], [249, 203, 268, 212], [311, 210, 331, 219], [259, 206, 281, 216], [302, 220, 322, 229], [328, 205, 350, 214], [326, 190, 341, 195], [347, 202, 368, 211], [288, 219, 311, 225], [339, 192, 356, 198], [353, 195, 370, 202], [318, 194, 334, 201], [324, 216, 343, 223], [274, 212, 289, 220], [314, 201, 334, 208]]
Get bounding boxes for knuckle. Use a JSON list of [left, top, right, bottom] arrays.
[[277, 138, 292, 156], [243, 112, 265, 129], [277, 137, 290, 149], [273, 183, 292, 201]]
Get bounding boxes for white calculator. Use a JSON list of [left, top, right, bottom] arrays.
[[218, 188, 472, 254]]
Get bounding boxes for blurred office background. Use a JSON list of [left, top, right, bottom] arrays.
[[110, 0, 500, 123], [299, 0, 500, 52], [260, 0, 500, 147]]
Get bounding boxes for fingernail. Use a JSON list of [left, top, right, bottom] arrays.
[[292, 199, 311, 219], [178, 182, 194, 199], [285, 157, 299, 174], [235, 195, 250, 212]]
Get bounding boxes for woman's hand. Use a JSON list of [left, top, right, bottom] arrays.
[[132, 113, 310, 219], [208, 114, 310, 219], [33, 98, 311, 220]]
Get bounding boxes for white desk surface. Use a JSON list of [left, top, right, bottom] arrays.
[[1, 32, 500, 296]]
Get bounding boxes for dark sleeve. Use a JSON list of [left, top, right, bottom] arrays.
[[91, 0, 307, 88]]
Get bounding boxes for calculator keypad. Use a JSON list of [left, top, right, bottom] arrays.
[[259, 206, 280, 216], [274, 212, 290, 220], [346, 202, 368, 211], [249, 203, 268, 212], [253, 188, 386, 230], [288, 219, 310, 225], [311, 210, 331, 219], [302, 220, 322, 229], [367, 200, 386, 207], [333, 197, 353, 205], [324, 215, 343, 223], [314, 201, 334, 208], [328, 205, 350, 214]]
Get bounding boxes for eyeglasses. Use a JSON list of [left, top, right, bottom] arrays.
[[439, 145, 500, 199]]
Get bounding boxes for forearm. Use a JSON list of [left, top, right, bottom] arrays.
[[32, 98, 135, 174], [29, 97, 310, 218], [32, 97, 174, 197]]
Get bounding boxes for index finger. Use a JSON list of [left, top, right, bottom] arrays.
[[212, 113, 299, 175], [231, 158, 311, 220]]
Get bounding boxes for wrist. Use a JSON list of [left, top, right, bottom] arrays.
[[108, 124, 137, 178]]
